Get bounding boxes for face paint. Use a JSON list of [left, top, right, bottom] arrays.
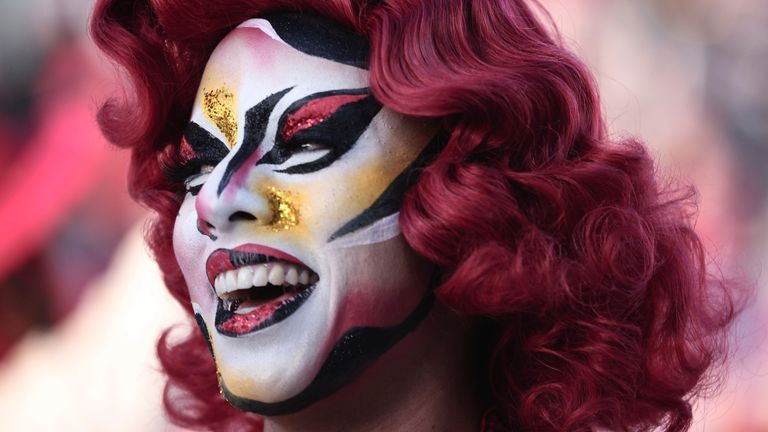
[[218, 88, 291, 196], [264, 186, 300, 232], [281, 92, 368, 142], [172, 15, 439, 414], [258, 88, 382, 175], [203, 86, 238, 148]]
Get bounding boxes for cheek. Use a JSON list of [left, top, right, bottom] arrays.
[[328, 237, 433, 332], [298, 119, 431, 241], [286, 153, 409, 240], [173, 197, 213, 307]]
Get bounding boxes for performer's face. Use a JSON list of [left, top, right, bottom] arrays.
[[172, 17, 437, 413]]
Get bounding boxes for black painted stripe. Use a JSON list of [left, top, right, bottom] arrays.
[[220, 292, 435, 415], [184, 122, 230, 162], [262, 13, 369, 69], [327, 131, 448, 242], [217, 88, 292, 195], [194, 312, 215, 358]]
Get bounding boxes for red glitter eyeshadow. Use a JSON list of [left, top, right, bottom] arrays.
[[180, 137, 197, 162], [282, 93, 368, 142]]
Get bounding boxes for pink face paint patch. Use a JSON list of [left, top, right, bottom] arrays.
[[282, 93, 368, 142], [224, 148, 263, 201]]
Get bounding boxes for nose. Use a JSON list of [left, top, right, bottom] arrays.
[[194, 175, 273, 238]]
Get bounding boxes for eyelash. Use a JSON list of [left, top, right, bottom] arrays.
[[297, 142, 329, 152], [184, 165, 214, 195], [167, 159, 215, 196]]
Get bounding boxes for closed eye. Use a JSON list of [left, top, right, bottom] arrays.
[[277, 143, 332, 169], [184, 165, 215, 196], [256, 88, 381, 175], [298, 142, 329, 152], [166, 122, 230, 195]]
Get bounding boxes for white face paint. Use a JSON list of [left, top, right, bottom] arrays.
[[172, 18, 437, 411]]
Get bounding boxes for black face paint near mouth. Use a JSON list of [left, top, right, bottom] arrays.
[[214, 285, 316, 336], [219, 292, 435, 416], [206, 246, 319, 336], [194, 312, 215, 358]]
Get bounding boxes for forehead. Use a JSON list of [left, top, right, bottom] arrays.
[[194, 19, 369, 119]]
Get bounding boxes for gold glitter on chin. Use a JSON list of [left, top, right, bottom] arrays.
[[203, 86, 238, 148], [266, 186, 300, 231]]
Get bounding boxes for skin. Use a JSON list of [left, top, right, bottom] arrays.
[[172, 18, 480, 430]]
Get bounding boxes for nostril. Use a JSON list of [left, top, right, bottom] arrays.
[[197, 218, 218, 241], [229, 211, 257, 223]]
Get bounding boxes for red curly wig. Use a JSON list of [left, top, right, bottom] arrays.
[[91, 0, 734, 430]]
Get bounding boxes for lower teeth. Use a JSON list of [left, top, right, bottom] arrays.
[[235, 305, 259, 314]]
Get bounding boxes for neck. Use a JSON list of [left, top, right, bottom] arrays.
[[263, 304, 481, 432]]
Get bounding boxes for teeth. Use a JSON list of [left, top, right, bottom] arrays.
[[225, 271, 237, 294], [236, 267, 253, 289], [252, 265, 268, 287], [285, 266, 299, 285], [268, 264, 285, 285], [236, 305, 258, 315], [215, 275, 226, 294], [212, 261, 319, 298]]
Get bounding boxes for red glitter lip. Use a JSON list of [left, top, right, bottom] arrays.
[[205, 244, 307, 287]]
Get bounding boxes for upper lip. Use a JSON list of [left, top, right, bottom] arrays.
[[205, 244, 308, 287]]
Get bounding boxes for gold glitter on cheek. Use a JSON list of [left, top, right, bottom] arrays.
[[203, 86, 238, 148], [266, 186, 300, 231]]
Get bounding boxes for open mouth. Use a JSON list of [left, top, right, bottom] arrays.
[[206, 245, 318, 336]]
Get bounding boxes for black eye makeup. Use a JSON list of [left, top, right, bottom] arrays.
[[170, 87, 382, 197], [167, 122, 230, 196], [184, 165, 214, 195], [256, 88, 382, 174]]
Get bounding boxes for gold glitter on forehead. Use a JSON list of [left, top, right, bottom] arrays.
[[203, 86, 238, 148], [266, 186, 300, 231]]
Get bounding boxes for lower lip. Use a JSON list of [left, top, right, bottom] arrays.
[[214, 285, 315, 336]]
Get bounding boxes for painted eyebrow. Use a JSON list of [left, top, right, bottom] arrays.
[[165, 122, 230, 184]]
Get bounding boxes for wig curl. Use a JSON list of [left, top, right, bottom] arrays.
[[91, 0, 734, 430]]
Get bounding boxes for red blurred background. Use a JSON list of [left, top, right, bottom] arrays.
[[0, 0, 765, 430]]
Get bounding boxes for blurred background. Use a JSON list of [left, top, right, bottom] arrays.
[[0, 0, 765, 430]]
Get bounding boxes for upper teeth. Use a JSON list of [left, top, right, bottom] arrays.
[[213, 262, 317, 298]]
